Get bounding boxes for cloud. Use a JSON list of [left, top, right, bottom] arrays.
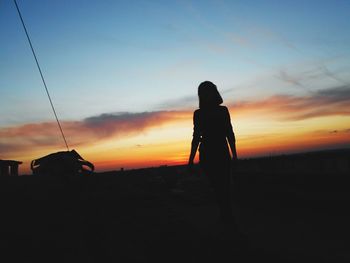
[[0, 111, 190, 156], [156, 94, 197, 110], [276, 69, 313, 93], [315, 85, 350, 102], [82, 111, 188, 137], [0, 142, 25, 155], [319, 65, 348, 85], [228, 85, 350, 121], [0, 122, 65, 156]]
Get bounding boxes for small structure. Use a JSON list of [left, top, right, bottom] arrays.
[[0, 160, 22, 176]]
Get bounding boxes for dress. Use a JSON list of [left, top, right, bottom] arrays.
[[193, 105, 234, 171], [192, 105, 235, 219]]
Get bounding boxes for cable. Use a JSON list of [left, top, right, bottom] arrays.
[[13, 0, 69, 151]]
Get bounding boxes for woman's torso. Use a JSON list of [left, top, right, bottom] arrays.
[[195, 106, 231, 160]]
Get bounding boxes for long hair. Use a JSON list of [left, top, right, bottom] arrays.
[[198, 81, 223, 109]]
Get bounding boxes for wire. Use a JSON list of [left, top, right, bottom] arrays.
[[13, 0, 69, 151]]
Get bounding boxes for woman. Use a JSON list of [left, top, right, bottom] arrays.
[[188, 81, 237, 222]]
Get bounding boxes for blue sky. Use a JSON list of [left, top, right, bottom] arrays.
[[1, 0, 350, 172], [2, 0, 349, 125]]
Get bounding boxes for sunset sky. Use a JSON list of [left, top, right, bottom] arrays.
[[1, 0, 350, 174]]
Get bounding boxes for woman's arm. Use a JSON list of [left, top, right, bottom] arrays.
[[188, 136, 200, 165], [188, 111, 200, 166], [227, 134, 237, 160], [225, 107, 238, 160]]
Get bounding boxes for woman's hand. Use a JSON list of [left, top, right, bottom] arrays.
[[231, 151, 238, 163], [187, 160, 194, 173]]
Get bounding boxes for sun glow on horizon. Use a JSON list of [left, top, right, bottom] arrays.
[[10, 112, 350, 175]]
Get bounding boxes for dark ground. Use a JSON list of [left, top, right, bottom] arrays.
[[1, 165, 350, 262]]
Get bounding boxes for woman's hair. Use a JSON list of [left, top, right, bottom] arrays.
[[198, 81, 223, 108]]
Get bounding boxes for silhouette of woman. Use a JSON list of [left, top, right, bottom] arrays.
[[188, 81, 237, 222]]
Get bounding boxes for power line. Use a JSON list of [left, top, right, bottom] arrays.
[[13, 0, 69, 151]]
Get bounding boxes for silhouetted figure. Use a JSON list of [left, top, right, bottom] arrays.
[[188, 81, 237, 223]]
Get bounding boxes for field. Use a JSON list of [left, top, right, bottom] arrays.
[[0, 149, 349, 262]]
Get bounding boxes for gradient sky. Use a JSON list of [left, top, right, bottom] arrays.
[[1, 0, 350, 174]]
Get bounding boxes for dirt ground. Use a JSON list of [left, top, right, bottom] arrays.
[[0, 171, 349, 262]]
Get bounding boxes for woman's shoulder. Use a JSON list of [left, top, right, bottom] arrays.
[[194, 108, 201, 115], [218, 105, 229, 112], [218, 106, 231, 118], [193, 109, 201, 120]]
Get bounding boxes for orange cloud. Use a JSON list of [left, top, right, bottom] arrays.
[[82, 111, 188, 138], [0, 111, 190, 156], [229, 85, 350, 121]]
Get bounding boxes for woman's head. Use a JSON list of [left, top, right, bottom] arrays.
[[198, 81, 223, 108]]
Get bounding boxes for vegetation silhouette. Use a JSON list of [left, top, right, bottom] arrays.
[[188, 81, 237, 223]]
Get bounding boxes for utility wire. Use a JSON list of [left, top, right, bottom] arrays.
[[13, 0, 69, 151]]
